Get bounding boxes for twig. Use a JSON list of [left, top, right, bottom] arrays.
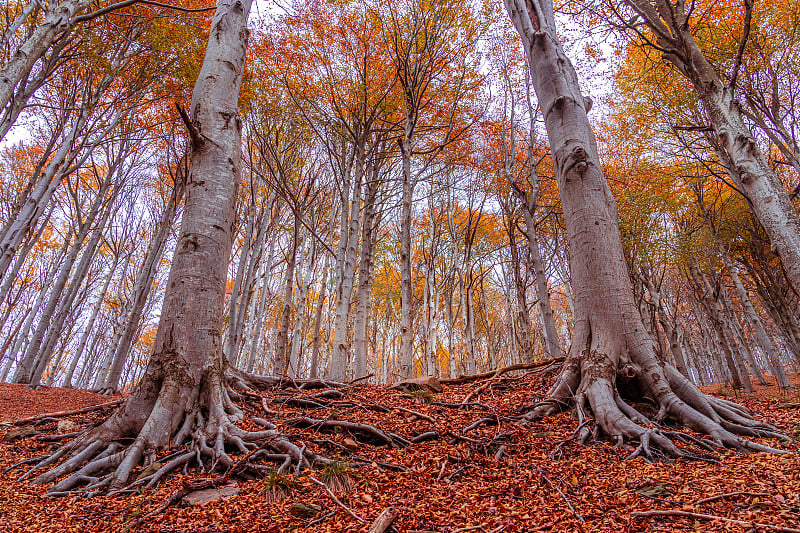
[[393, 406, 435, 423], [631, 510, 800, 532], [436, 459, 448, 481], [451, 525, 505, 533], [307, 476, 364, 523], [348, 373, 374, 384], [306, 510, 335, 527], [451, 524, 488, 533], [694, 491, 772, 505], [533, 465, 586, 529], [4, 398, 123, 426]]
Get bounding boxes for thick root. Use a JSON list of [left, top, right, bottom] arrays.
[[22, 371, 331, 497], [524, 346, 791, 460]]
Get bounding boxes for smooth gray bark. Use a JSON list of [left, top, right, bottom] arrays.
[[623, 0, 800, 292], [503, 0, 777, 453], [352, 166, 380, 379], [330, 147, 364, 381], [40, 0, 255, 490]]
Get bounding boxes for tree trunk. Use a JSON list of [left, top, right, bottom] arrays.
[[623, 0, 800, 292], [397, 115, 416, 380], [639, 274, 690, 378], [242, 215, 277, 371], [288, 236, 312, 377], [711, 232, 794, 388], [25, 0, 323, 494], [330, 144, 364, 381], [719, 283, 768, 386], [353, 169, 379, 379], [309, 260, 329, 380], [274, 223, 300, 375], [504, 0, 782, 455], [224, 201, 257, 363], [521, 201, 561, 360]]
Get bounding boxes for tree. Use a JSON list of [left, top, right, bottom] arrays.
[[503, 0, 784, 454], [614, 0, 800, 293], [29, 0, 318, 493], [389, 0, 480, 379]]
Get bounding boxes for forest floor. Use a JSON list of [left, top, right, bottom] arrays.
[[0, 369, 799, 533]]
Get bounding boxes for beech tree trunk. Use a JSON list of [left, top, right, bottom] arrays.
[[504, 0, 783, 455], [274, 223, 300, 375], [397, 119, 416, 379], [30, 0, 267, 492], [622, 0, 800, 292], [330, 145, 364, 381], [353, 171, 379, 379], [639, 273, 690, 378]]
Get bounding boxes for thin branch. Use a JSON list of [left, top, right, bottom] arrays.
[[71, 0, 216, 25], [307, 476, 364, 523], [632, 509, 800, 532], [729, 0, 754, 89]]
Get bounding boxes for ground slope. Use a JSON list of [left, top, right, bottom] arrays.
[[0, 371, 798, 532]]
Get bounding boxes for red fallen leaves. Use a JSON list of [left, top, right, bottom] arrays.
[[0, 383, 121, 423], [0, 373, 798, 532]]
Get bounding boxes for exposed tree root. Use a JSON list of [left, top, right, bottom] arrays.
[[440, 358, 565, 386], [17, 366, 372, 497], [521, 334, 791, 460]]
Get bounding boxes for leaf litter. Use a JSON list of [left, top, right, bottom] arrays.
[[0, 370, 798, 532]]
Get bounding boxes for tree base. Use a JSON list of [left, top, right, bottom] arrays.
[[17, 367, 349, 496], [523, 346, 790, 460]]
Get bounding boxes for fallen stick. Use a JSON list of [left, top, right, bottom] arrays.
[[368, 507, 398, 533], [308, 476, 364, 523], [631, 509, 800, 532], [348, 373, 374, 384], [440, 358, 564, 385], [534, 464, 586, 530], [4, 398, 124, 426], [694, 491, 772, 505], [393, 406, 435, 423]]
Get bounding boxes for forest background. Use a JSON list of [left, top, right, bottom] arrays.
[[0, 0, 799, 451]]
